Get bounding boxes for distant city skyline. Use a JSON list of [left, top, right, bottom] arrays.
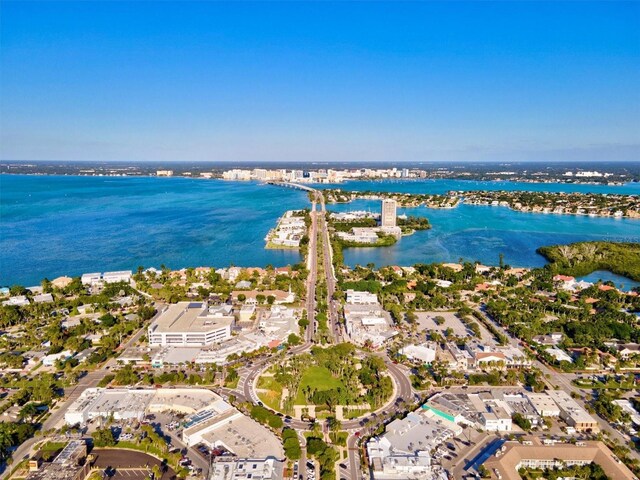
[[1, 1, 639, 163]]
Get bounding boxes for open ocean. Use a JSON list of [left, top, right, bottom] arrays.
[[1, 175, 639, 287]]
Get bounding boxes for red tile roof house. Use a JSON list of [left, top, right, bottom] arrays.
[[245, 267, 267, 277], [390, 266, 404, 276], [553, 274, 575, 282], [475, 283, 494, 292], [598, 284, 616, 292]]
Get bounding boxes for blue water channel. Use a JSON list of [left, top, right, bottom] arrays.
[[1, 175, 638, 286]]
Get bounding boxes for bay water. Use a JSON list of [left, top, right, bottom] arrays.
[[1, 175, 638, 286]]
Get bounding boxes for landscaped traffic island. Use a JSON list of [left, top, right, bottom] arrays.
[[255, 343, 394, 419]]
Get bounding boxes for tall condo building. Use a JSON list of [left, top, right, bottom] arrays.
[[381, 199, 397, 227]]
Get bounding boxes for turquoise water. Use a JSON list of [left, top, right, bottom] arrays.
[[321, 179, 640, 273], [576, 271, 639, 291], [318, 179, 640, 195], [326, 198, 640, 270], [1, 175, 639, 286], [0, 175, 307, 285]]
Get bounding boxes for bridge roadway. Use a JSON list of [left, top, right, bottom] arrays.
[[265, 181, 316, 192]]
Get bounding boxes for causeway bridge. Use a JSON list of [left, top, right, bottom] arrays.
[[265, 181, 316, 192]]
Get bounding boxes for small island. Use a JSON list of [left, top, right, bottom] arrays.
[[327, 199, 431, 250]]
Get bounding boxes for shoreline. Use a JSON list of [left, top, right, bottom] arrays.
[[461, 202, 640, 220], [325, 191, 639, 220], [328, 198, 640, 220], [2, 259, 638, 292], [0, 171, 636, 188]]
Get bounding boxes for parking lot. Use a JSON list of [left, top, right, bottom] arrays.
[[415, 311, 496, 344], [436, 428, 490, 473], [103, 470, 149, 479], [92, 448, 176, 480]]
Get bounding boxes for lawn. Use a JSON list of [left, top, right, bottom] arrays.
[[294, 365, 345, 404], [343, 408, 369, 419], [257, 376, 284, 410]]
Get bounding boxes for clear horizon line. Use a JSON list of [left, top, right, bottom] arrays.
[[2, 159, 639, 164]]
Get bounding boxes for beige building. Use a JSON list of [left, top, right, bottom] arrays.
[[483, 438, 635, 480], [546, 390, 599, 432], [525, 392, 560, 417], [51, 276, 73, 289], [147, 302, 233, 347], [381, 199, 397, 227]]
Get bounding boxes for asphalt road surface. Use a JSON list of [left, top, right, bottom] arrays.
[[346, 434, 362, 480], [317, 195, 341, 344], [305, 198, 318, 343]]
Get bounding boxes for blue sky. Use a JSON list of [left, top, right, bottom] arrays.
[[1, 1, 639, 163]]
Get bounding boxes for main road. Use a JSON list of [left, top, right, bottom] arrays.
[[305, 196, 319, 343], [317, 192, 342, 343]]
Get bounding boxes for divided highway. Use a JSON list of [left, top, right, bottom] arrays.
[[305, 198, 318, 343], [317, 193, 342, 343]]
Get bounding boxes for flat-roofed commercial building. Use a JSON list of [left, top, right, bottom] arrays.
[[148, 302, 233, 347], [346, 290, 379, 305], [27, 440, 89, 480], [182, 403, 284, 461], [480, 405, 512, 432], [483, 438, 634, 480], [343, 303, 396, 348], [546, 390, 599, 431], [211, 458, 284, 480], [399, 343, 437, 364], [367, 408, 461, 479], [65, 387, 226, 426], [525, 392, 560, 417], [426, 392, 515, 431]]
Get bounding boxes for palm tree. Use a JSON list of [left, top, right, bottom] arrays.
[[328, 417, 342, 433], [19, 403, 39, 421]]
